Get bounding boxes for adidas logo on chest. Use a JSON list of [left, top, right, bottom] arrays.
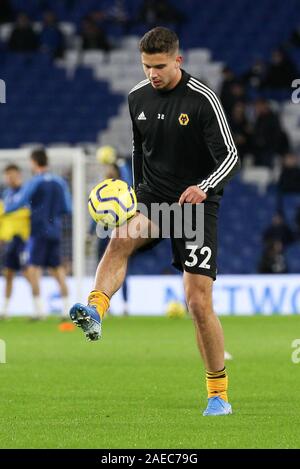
[[137, 112, 147, 120]]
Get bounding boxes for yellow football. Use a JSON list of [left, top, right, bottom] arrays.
[[166, 301, 187, 319], [96, 145, 117, 165], [88, 178, 137, 229]]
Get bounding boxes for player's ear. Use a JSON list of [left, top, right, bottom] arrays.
[[175, 55, 183, 68]]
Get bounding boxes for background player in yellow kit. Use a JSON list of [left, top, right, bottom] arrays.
[[0, 164, 30, 318]]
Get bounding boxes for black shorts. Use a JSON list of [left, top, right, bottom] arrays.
[[4, 236, 26, 271], [26, 236, 61, 268], [136, 185, 219, 279]]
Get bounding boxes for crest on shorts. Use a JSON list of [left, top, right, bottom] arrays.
[[178, 113, 189, 126]]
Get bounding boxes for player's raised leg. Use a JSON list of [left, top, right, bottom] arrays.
[[183, 272, 232, 416], [70, 213, 156, 340]]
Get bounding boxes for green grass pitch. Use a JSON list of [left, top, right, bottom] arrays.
[[0, 315, 300, 449]]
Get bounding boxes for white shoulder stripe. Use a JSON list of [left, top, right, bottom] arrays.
[[190, 76, 235, 145], [129, 78, 150, 94], [189, 77, 236, 161], [130, 77, 149, 89], [189, 77, 237, 152], [187, 78, 238, 192], [187, 81, 236, 191], [131, 77, 149, 89], [131, 138, 135, 188]]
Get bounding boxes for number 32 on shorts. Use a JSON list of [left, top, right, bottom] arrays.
[[185, 244, 212, 269]]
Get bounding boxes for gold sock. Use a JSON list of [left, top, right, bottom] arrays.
[[206, 367, 228, 402], [88, 290, 110, 319]]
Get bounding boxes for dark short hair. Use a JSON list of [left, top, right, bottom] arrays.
[[139, 27, 179, 55], [31, 148, 48, 167], [4, 164, 21, 172]]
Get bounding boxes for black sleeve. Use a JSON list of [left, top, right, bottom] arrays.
[[197, 94, 240, 195], [129, 102, 143, 191]]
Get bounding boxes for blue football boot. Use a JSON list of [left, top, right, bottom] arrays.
[[203, 396, 232, 416], [69, 303, 101, 341]]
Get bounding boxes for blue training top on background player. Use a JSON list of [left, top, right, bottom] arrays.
[[4, 171, 72, 239]]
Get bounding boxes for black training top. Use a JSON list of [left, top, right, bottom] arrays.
[[128, 69, 240, 203]]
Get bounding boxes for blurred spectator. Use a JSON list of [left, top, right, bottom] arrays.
[[252, 98, 289, 166], [88, 9, 108, 25], [39, 11, 65, 58], [278, 153, 300, 193], [262, 213, 294, 247], [107, 0, 130, 33], [242, 58, 266, 90], [110, 0, 128, 23], [294, 206, 300, 239], [263, 48, 298, 89], [0, 0, 14, 23], [80, 16, 111, 52], [89, 1, 131, 35], [8, 13, 39, 52], [258, 240, 288, 273], [289, 25, 300, 48], [220, 73, 246, 117], [220, 67, 236, 114], [138, 0, 185, 28], [230, 102, 252, 161]]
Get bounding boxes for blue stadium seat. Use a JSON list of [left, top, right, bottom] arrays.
[[0, 53, 123, 148]]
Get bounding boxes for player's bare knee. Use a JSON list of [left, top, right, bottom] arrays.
[[187, 293, 212, 324]]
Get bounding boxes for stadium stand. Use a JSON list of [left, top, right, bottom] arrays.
[[1, 0, 300, 275]]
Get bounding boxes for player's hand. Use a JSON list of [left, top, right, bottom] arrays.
[[178, 186, 207, 205]]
